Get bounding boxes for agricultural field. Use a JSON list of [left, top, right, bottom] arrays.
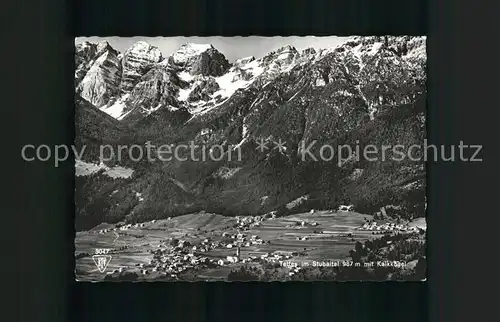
[[75, 210, 426, 281]]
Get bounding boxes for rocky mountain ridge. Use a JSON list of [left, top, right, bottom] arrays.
[[75, 36, 427, 231]]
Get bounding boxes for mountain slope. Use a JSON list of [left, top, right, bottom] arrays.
[[74, 36, 427, 231]]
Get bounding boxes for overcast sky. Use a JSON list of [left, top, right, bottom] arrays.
[[75, 36, 349, 62]]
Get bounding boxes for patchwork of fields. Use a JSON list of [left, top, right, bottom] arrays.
[[75, 211, 426, 281]]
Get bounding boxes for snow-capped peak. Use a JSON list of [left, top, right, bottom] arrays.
[[302, 47, 316, 55], [172, 43, 214, 64], [260, 44, 299, 65], [275, 44, 297, 53], [183, 43, 213, 51], [77, 41, 92, 48], [96, 41, 113, 53], [127, 41, 159, 54], [235, 56, 256, 66]]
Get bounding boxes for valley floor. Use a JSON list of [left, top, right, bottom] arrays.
[[74, 210, 426, 282]]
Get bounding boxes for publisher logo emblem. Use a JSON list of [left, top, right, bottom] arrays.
[[92, 248, 112, 273], [92, 255, 112, 273]]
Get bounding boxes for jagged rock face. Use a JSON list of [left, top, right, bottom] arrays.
[[234, 56, 255, 67], [216, 52, 365, 154], [77, 48, 122, 107], [386, 36, 426, 61], [358, 50, 422, 114], [230, 67, 254, 82], [119, 41, 163, 94], [187, 77, 220, 102], [262, 45, 299, 64], [171, 44, 230, 77], [181, 36, 426, 152], [75, 41, 118, 87], [258, 45, 300, 79], [341, 36, 426, 117], [75, 37, 425, 126], [190, 49, 231, 76], [302, 47, 316, 56], [119, 65, 184, 122], [75, 42, 98, 85]]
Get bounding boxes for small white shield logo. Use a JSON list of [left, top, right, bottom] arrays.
[[92, 255, 112, 273]]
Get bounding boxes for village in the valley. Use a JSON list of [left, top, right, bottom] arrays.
[[75, 205, 426, 281]]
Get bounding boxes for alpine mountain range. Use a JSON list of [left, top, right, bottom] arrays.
[[74, 36, 427, 232]]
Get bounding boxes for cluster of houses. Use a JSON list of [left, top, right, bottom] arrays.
[[300, 220, 319, 227], [259, 252, 294, 263], [105, 235, 223, 278], [96, 212, 281, 237], [108, 230, 279, 277], [95, 220, 157, 234], [218, 246, 243, 265], [98, 214, 318, 279], [338, 205, 355, 212], [357, 221, 421, 232], [107, 267, 126, 275], [288, 266, 303, 277], [117, 223, 146, 231], [234, 213, 276, 229], [133, 239, 218, 278], [286, 220, 319, 229], [221, 232, 266, 248], [96, 228, 111, 234], [217, 250, 295, 266]]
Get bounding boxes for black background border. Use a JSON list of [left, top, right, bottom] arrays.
[[6, 0, 498, 321]]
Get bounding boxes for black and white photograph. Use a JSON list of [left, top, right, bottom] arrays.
[[73, 36, 427, 282]]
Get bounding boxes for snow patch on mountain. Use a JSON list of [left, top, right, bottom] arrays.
[[200, 48, 299, 102], [180, 57, 267, 107], [75, 159, 104, 176], [131, 41, 157, 52], [105, 166, 135, 179], [100, 94, 130, 119], [140, 103, 172, 116], [178, 87, 193, 102], [172, 43, 213, 64], [235, 56, 255, 67], [369, 42, 383, 55], [240, 59, 265, 76], [178, 71, 195, 82], [75, 159, 134, 179], [212, 71, 252, 99]]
